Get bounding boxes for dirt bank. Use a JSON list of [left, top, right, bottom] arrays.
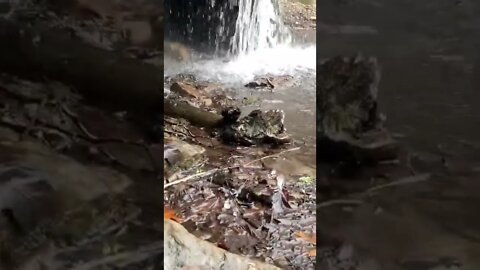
[[280, 0, 316, 30]]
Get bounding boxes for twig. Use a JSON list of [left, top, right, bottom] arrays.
[[164, 128, 188, 139], [316, 199, 363, 209], [164, 118, 195, 138], [164, 168, 220, 188], [61, 104, 159, 175], [266, 77, 275, 89], [61, 104, 145, 146], [166, 161, 207, 182], [366, 173, 431, 194], [241, 147, 301, 167], [164, 147, 301, 188]]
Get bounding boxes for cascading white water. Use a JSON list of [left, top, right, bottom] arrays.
[[166, 0, 315, 83], [164, 0, 316, 166], [229, 0, 293, 56]]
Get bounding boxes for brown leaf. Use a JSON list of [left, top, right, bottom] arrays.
[[164, 207, 182, 223], [307, 249, 316, 257], [294, 231, 316, 245]]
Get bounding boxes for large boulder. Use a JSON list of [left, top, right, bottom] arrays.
[[164, 219, 281, 270], [317, 56, 398, 163]]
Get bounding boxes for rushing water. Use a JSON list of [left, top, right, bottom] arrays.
[[229, 0, 292, 55], [166, 0, 315, 82], [165, 0, 316, 169]]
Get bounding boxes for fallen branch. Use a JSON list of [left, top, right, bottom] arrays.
[[242, 147, 301, 167], [316, 174, 432, 210], [366, 173, 431, 194], [316, 199, 364, 209], [164, 168, 219, 188], [164, 98, 224, 128], [164, 147, 301, 188]]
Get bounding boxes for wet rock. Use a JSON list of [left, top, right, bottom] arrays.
[[211, 94, 237, 112], [197, 82, 225, 94], [121, 20, 153, 46], [164, 135, 206, 174], [0, 141, 131, 203], [0, 140, 131, 268], [164, 219, 281, 270], [222, 109, 291, 146], [245, 78, 275, 89], [165, 41, 191, 62], [317, 56, 398, 163], [164, 144, 182, 167], [245, 75, 295, 90], [202, 98, 213, 107], [165, 73, 197, 85], [171, 82, 203, 99], [221, 107, 241, 124]]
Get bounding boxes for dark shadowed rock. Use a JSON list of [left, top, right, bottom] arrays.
[[222, 109, 291, 146], [317, 56, 398, 163]]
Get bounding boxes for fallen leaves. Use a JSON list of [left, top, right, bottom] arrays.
[[295, 231, 316, 257], [164, 207, 182, 223], [295, 231, 316, 245]]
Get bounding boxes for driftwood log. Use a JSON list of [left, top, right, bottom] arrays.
[[165, 98, 224, 128]]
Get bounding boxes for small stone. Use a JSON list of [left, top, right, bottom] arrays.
[[202, 98, 213, 107], [165, 41, 191, 62], [171, 82, 202, 99]]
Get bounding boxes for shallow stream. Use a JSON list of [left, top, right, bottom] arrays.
[[165, 0, 317, 171]]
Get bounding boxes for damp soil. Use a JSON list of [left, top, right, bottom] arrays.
[[316, 0, 480, 269]]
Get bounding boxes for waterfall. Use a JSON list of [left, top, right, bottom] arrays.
[[228, 0, 292, 56], [165, 0, 314, 83]]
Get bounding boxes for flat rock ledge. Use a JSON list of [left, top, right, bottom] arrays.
[[164, 220, 282, 270]]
